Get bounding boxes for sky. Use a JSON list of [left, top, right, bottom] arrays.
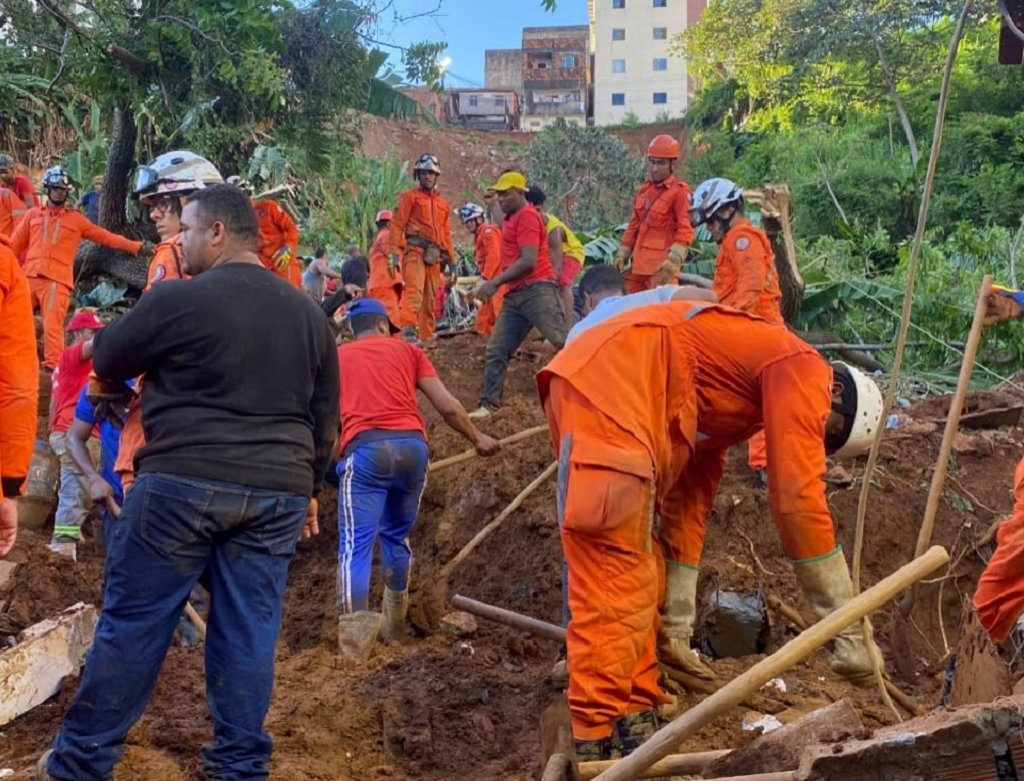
[[374, 0, 589, 87]]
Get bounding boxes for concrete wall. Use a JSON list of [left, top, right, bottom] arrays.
[[484, 49, 524, 94], [589, 0, 706, 126]]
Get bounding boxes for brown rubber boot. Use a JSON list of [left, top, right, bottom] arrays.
[[614, 710, 659, 756], [574, 737, 613, 763], [379, 587, 408, 643], [337, 611, 382, 660]]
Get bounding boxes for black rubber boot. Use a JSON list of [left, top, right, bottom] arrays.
[[574, 737, 613, 763], [615, 710, 659, 756]]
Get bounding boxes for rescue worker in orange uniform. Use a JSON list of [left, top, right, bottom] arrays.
[[691, 177, 785, 489], [0, 232, 39, 557], [614, 135, 695, 294], [458, 203, 503, 336], [972, 286, 1024, 640], [134, 151, 225, 289], [389, 153, 456, 342], [226, 175, 302, 288], [10, 167, 147, 370], [0, 182, 26, 238], [572, 266, 886, 699], [367, 209, 404, 327]]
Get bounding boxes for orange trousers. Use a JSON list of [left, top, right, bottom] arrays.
[[747, 429, 767, 470], [974, 455, 1024, 641], [28, 276, 71, 369], [367, 285, 402, 329], [659, 352, 836, 566], [623, 270, 655, 294], [475, 287, 505, 337], [545, 378, 671, 740], [398, 248, 440, 339]]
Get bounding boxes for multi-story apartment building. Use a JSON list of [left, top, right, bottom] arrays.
[[588, 0, 706, 125]]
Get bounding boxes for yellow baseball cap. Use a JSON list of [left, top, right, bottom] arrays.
[[489, 171, 527, 192]]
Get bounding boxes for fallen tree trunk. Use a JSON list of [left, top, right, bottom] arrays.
[[745, 184, 804, 325], [800, 330, 886, 373]]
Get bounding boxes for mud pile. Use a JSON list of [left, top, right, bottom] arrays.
[[2, 332, 1023, 780]]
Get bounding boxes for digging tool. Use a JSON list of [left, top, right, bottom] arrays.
[[590, 546, 949, 781], [428, 424, 548, 473], [439, 460, 556, 579], [579, 750, 729, 780], [541, 753, 571, 781]]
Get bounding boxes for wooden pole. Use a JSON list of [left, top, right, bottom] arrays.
[[591, 546, 949, 781], [439, 460, 556, 579], [428, 424, 549, 473], [540, 753, 571, 781], [450, 594, 565, 643], [579, 750, 729, 780]]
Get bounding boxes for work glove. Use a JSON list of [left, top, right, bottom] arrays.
[[667, 243, 689, 266], [85, 374, 136, 430], [140, 241, 157, 258], [612, 244, 632, 271], [389, 251, 401, 276], [985, 285, 1024, 326], [653, 260, 679, 287], [273, 245, 293, 272]]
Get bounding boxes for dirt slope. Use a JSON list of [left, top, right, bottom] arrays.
[[2, 332, 1022, 780]]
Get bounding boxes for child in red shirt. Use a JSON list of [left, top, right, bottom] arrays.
[[48, 310, 104, 558]]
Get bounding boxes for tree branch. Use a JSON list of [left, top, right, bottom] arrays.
[[106, 44, 158, 76]]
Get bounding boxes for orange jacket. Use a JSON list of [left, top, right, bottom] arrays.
[[10, 205, 142, 289], [368, 227, 404, 291], [621, 176, 695, 276], [389, 187, 455, 260], [0, 188, 27, 239], [145, 234, 189, 290], [0, 235, 39, 495], [474, 223, 502, 279], [254, 198, 299, 268], [712, 218, 783, 325]]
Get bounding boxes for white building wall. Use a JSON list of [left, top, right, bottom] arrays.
[[589, 0, 695, 126]]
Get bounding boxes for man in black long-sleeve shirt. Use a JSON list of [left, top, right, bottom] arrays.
[[41, 185, 340, 781]]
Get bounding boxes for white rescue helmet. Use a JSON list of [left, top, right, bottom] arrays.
[[457, 203, 485, 223], [134, 151, 223, 204], [413, 153, 441, 175], [225, 174, 254, 194], [689, 177, 742, 227], [42, 166, 73, 190], [829, 361, 884, 459]]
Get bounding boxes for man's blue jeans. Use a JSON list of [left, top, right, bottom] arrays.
[[336, 436, 428, 614], [46, 472, 309, 781]]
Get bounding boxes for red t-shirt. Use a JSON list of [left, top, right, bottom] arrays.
[[337, 337, 438, 453], [500, 204, 555, 292], [50, 342, 93, 433]]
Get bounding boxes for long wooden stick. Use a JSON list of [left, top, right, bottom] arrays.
[[579, 750, 729, 780], [439, 460, 556, 579], [451, 594, 565, 641], [540, 753, 571, 781], [428, 424, 548, 473], [592, 546, 949, 781]]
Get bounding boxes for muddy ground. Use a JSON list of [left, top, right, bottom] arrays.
[[2, 333, 1023, 780]]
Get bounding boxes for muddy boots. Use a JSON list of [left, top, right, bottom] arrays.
[[337, 611, 383, 661], [574, 737, 612, 763], [615, 710, 659, 756], [793, 548, 882, 687], [659, 565, 714, 679], [380, 587, 408, 643]]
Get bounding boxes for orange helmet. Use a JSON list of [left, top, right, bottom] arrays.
[[375, 209, 393, 222], [647, 134, 681, 160]]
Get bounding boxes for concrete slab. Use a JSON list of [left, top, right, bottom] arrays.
[[0, 602, 97, 726]]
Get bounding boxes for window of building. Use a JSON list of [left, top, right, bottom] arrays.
[[468, 95, 478, 107], [653, 57, 668, 71], [612, 28, 626, 41], [611, 93, 625, 106], [571, 91, 581, 102], [562, 54, 577, 68], [653, 0, 667, 6], [612, 59, 626, 73], [495, 96, 505, 107], [612, 0, 625, 7], [653, 92, 668, 104], [653, 27, 667, 39], [536, 61, 548, 69]]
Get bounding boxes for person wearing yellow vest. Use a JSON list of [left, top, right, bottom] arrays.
[[526, 185, 585, 327]]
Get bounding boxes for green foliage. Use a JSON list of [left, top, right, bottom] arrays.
[[61, 102, 109, 187], [403, 41, 448, 92], [524, 119, 645, 232]]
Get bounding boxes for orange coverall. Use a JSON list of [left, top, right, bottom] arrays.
[[473, 223, 503, 336], [537, 306, 699, 740], [620, 176, 694, 294], [10, 205, 142, 369], [0, 234, 39, 496], [712, 217, 784, 471], [0, 187, 27, 238], [254, 198, 301, 288], [658, 303, 837, 568], [389, 187, 455, 339], [974, 456, 1024, 641], [145, 235, 189, 290], [367, 227, 404, 327]]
